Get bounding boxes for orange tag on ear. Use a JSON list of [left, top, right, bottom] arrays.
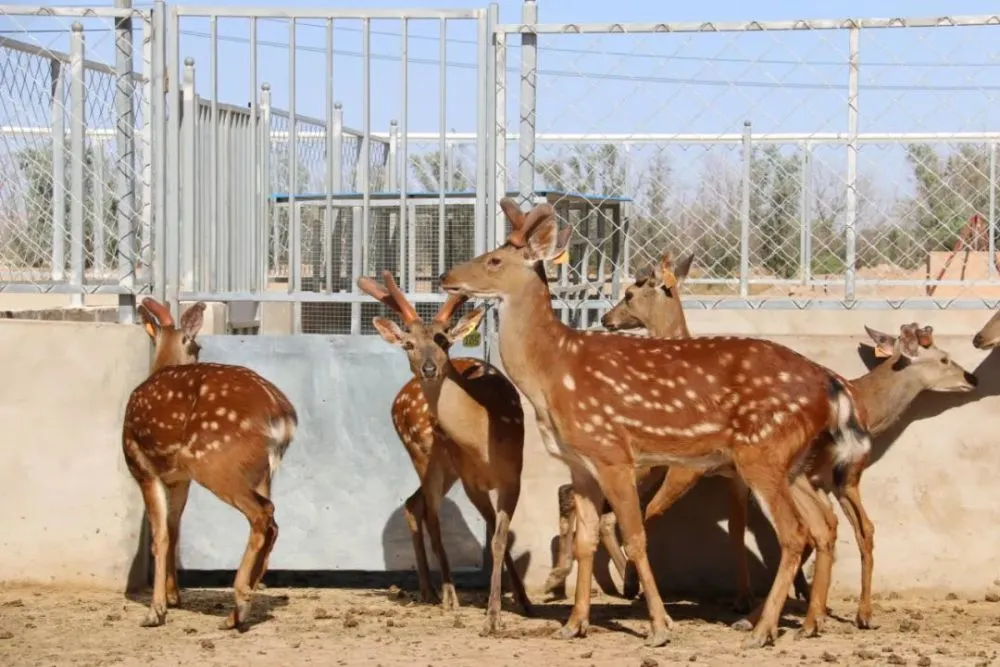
[[872, 345, 892, 359], [661, 270, 678, 289], [551, 249, 569, 265], [144, 322, 157, 338]]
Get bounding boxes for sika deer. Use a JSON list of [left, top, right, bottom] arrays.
[[569, 260, 977, 630], [359, 271, 532, 635], [123, 297, 297, 630], [440, 198, 871, 648]]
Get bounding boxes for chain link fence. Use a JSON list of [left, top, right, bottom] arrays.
[[500, 11, 1000, 316], [0, 7, 151, 302]]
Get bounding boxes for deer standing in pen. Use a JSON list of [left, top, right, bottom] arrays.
[[358, 271, 532, 635], [440, 198, 871, 648], [123, 297, 297, 630], [547, 251, 978, 631]]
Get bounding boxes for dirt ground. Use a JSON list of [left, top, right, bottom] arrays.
[[2, 583, 999, 667]]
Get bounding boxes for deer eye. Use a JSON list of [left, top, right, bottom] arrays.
[[433, 333, 450, 348], [402, 341, 415, 351], [624, 293, 633, 303], [487, 256, 502, 267]]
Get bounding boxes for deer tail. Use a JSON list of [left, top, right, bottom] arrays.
[[827, 376, 871, 492]]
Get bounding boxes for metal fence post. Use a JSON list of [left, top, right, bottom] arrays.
[[323, 22, 335, 294], [50, 60, 66, 282], [474, 6, 490, 260], [114, 0, 137, 323], [800, 141, 812, 285], [259, 83, 272, 291], [181, 57, 196, 292], [492, 11, 507, 248], [990, 142, 997, 280], [517, 0, 537, 209], [845, 25, 860, 302], [140, 13, 154, 283], [69, 23, 86, 307], [151, 0, 166, 304], [165, 2, 180, 315], [93, 141, 106, 277], [739, 120, 752, 299]]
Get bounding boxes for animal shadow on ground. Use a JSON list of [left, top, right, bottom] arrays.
[[124, 586, 290, 630]]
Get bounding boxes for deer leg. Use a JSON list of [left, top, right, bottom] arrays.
[[733, 460, 809, 649], [788, 475, 837, 639], [600, 464, 672, 647], [837, 481, 875, 629], [251, 476, 273, 591], [621, 465, 705, 600], [423, 466, 459, 611], [727, 475, 754, 614], [543, 483, 577, 596], [793, 542, 814, 602], [598, 504, 629, 586], [553, 469, 603, 641], [219, 487, 277, 631], [496, 483, 533, 619], [164, 480, 191, 608], [138, 478, 170, 627], [403, 488, 438, 604]]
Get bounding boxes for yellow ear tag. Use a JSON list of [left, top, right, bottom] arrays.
[[872, 345, 892, 359], [661, 270, 678, 289], [551, 249, 569, 265], [462, 330, 482, 347]]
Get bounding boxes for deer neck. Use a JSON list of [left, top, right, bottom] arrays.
[[646, 306, 690, 339], [151, 349, 181, 375], [497, 276, 571, 410], [851, 359, 926, 437]]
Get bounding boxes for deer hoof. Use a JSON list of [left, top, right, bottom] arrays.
[[440, 584, 460, 611], [552, 619, 588, 640], [731, 618, 753, 632], [644, 626, 671, 647], [139, 607, 166, 628], [855, 610, 873, 630], [741, 628, 775, 649]]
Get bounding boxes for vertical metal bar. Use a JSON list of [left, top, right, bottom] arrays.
[[800, 142, 812, 286], [289, 19, 301, 333], [351, 18, 371, 335], [249, 16, 259, 291], [151, 0, 166, 303], [50, 60, 65, 282], [399, 19, 411, 291], [181, 57, 195, 291], [518, 0, 537, 208], [69, 23, 85, 307], [93, 140, 105, 277], [331, 103, 343, 292], [114, 0, 136, 322], [437, 18, 447, 284], [387, 120, 399, 282], [474, 8, 488, 259], [324, 17, 334, 293], [990, 142, 997, 279], [493, 28, 507, 247], [739, 120, 751, 299], [260, 85, 271, 290], [210, 15, 219, 291], [165, 3, 180, 314], [140, 15, 153, 280], [845, 26, 860, 302]]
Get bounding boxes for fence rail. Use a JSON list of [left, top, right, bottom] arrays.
[[2, 3, 1000, 330]]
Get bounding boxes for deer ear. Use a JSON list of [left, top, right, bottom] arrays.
[[673, 252, 695, 284], [917, 325, 934, 348], [526, 219, 571, 264], [372, 317, 406, 346], [137, 303, 160, 340], [180, 302, 206, 339], [864, 325, 896, 359], [897, 323, 921, 359], [656, 252, 678, 289], [447, 307, 485, 343]]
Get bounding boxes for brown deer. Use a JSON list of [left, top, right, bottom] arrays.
[[972, 309, 1000, 350], [549, 255, 977, 631], [440, 198, 871, 648], [123, 297, 297, 630], [359, 271, 532, 635]]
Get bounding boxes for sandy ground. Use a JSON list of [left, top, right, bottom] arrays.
[[2, 583, 999, 667]]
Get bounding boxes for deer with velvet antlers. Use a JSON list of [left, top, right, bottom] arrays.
[[358, 271, 532, 635], [440, 198, 873, 648], [123, 297, 297, 630], [547, 249, 978, 631]]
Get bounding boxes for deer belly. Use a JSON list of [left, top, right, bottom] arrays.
[[634, 450, 732, 472]]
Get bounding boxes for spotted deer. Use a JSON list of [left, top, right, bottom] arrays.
[[552, 259, 977, 631], [440, 198, 871, 648], [359, 271, 532, 635], [123, 297, 297, 630]]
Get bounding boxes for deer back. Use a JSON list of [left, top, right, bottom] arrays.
[[124, 362, 298, 475], [541, 330, 860, 470]]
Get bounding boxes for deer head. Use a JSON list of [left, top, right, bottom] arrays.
[[439, 198, 571, 299], [972, 310, 1000, 350], [864, 322, 977, 392], [359, 271, 485, 381], [601, 250, 694, 336], [137, 297, 206, 372]]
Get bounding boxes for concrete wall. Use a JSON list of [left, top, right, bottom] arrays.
[[3, 307, 1000, 601], [503, 308, 1000, 598], [0, 320, 150, 589]]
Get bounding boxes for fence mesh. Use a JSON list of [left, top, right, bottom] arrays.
[[0, 11, 151, 294]]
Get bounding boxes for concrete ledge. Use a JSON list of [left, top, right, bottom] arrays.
[[0, 320, 150, 590]]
